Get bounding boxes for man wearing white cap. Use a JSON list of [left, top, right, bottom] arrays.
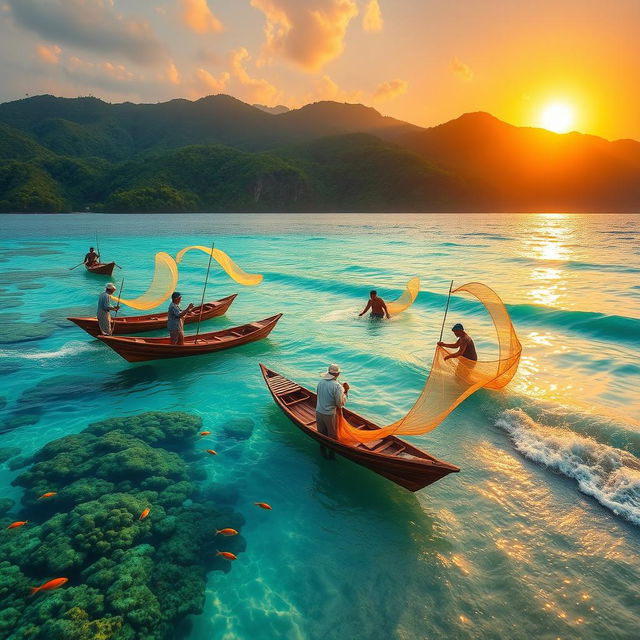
[[97, 283, 120, 336], [316, 364, 350, 459]]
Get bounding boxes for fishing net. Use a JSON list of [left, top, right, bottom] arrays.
[[337, 282, 522, 444], [386, 277, 420, 315], [176, 246, 263, 286], [116, 252, 178, 311]]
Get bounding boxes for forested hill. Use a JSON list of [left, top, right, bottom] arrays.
[[0, 94, 638, 213]]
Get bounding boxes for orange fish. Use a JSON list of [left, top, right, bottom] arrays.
[[7, 521, 28, 529], [216, 528, 239, 536], [139, 508, 150, 520], [216, 551, 237, 560], [30, 577, 68, 596], [254, 502, 272, 510], [205, 449, 217, 455], [38, 492, 57, 499], [200, 431, 211, 436]]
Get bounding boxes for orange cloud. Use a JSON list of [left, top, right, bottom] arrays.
[[36, 44, 62, 65], [181, 0, 223, 34], [251, 0, 358, 71], [450, 56, 472, 81], [373, 78, 408, 102], [195, 68, 230, 93], [166, 62, 181, 85], [230, 47, 278, 103], [362, 0, 382, 32]]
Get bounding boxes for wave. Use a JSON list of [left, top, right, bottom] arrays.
[[508, 255, 640, 274], [495, 408, 640, 526], [0, 341, 98, 360]]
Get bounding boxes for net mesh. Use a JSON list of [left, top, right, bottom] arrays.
[[386, 277, 420, 315], [176, 246, 263, 286], [116, 252, 178, 311], [337, 282, 522, 445]]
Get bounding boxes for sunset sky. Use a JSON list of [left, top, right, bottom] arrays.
[[1, 0, 638, 140]]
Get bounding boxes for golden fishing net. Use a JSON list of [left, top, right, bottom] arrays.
[[337, 282, 522, 444], [386, 277, 420, 315], [176, 246, 263, 286], [116, 252, 178, 311], [116, 246, 263, 309]]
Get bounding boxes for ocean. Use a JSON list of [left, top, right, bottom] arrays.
[[0, 213, 638, 639]]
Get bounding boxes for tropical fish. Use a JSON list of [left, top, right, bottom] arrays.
[[205, 449, 217, 455], [7, 521, 28, 529], [30, 577, 68, 596], [216, 528, 239, 536], [254, 502, 272, 510], [200, 431, 211, 436], [139, 508, 150, 520], [216, 551, 237, 560], [39, 492, 57, 499]]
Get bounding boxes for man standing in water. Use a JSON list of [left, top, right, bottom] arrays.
[[168, 292, 194, 345], [438, 323, 478, 361], [316, 364, 350, 459], [358, 290, 391, 319], [84, 247, 99, 267], [97, 283, 120, 336]]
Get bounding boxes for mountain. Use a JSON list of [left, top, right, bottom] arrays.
[[0, 94, 638, 212], [399, 112, 640, 212], [253, 104, 290, 115]]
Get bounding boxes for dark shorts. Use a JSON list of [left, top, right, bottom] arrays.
[[370, 312, 384, 319], [316, 412, 337, 439]]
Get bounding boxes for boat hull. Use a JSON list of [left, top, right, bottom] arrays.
[[259, 364, 460, 492], [98, 314, 282, 362], [68, 295, 237, 337], [85, 262, 116, 276]]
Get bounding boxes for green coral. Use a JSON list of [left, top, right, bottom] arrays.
[[0, 411, 246, 640]]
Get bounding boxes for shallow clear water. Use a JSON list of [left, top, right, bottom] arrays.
[[1, 213, 639, 639]]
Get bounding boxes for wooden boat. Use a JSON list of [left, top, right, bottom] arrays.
[[68, 294, 237, 337], [85, 262, 116, 276], [259, 364, 460, 492], [98, 314, 282, 362]]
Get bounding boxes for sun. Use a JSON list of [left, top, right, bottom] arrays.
[[539, 102, 574, 133]]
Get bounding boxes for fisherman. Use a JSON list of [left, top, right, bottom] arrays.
[[97, 283, 120, 336], [315, 364, 350, 459], [168, 292, 194, 345], [84, 247, 99, 267], [438, 323, 478, 361], [358, 290, 390, 319]]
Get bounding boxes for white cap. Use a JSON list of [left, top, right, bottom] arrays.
[[106, 283, 116, 291], [321, 364, 340, 379]]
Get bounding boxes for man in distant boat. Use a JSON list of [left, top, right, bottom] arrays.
[[315, 364, 350, 459], [84, 247, 99, 267], [438, 323, 478, 361], [97, 283, 120, 336], [168, 292, 194, 345], [358, 290, 390, 319]]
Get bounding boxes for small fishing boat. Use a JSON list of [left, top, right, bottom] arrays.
[[68, 294, 237, 337], [85, 262, 116, 276], [259, 365, 460, 491], [98, 314, 282, 362]]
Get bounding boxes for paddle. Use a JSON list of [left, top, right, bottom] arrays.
[[438, 280, 454, 343], [194, 240, 215, 343], [114, 277, 124, 319], [68, 262, 84, 270]]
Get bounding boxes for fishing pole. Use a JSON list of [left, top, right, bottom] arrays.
[[194, 240, 215, 343], [438, 280, 454, 344], [113, 277, 124, 319], [68, 262, 84, 270], [95, 232, 100, 261]]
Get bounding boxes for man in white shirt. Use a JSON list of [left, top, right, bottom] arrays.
[[316, 364, 350, 459], [97, 283, 120, 335]]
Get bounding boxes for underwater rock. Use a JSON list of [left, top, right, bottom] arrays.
[[8, 456, 33, 471], [40, 306, 94, 329], [0, 322, 55, 345], [0, 411, 245, 640], [0, 447, 21, 464], [0, 498, 15, 515]]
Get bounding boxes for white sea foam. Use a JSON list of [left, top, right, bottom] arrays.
[[318, 307, 359, 322], [0, 341, 98, 360], [495, 408, 640, 526]]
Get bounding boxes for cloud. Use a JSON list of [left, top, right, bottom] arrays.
[[7, 0, 165, 66], [372, 78, 407, 102], [250, 0, 358, 71], [229, 47, 278, 103], [166, 62, 181, 85], [36, 44, 62, 65], [194, 68, 230, 93], [181, 0, 223, 34], [450, 56, 472, 81], [362, 0, 382, 32]]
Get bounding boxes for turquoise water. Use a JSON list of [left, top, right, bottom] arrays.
[[1, 213, 639, 639]]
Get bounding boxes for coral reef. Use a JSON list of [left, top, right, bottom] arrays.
[[0, 411, 244, 640]]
